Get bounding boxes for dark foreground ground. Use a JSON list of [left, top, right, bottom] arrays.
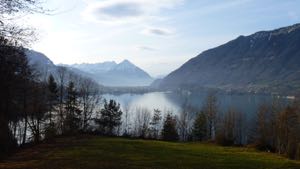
[[1, 136, 300, 169]]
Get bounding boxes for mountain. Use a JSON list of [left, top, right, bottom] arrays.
[[25, 49, 57, 74], [25, 50, 100, 89], [157, 23, 300, 94], [71, 61, 117, 74], [68, 60, 154, 87], [25, 50, 153, 87]]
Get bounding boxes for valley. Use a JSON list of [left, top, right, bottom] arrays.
[[1, 1, 300, 168]]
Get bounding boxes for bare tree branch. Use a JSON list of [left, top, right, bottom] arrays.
[[0, 0, 46, 46]]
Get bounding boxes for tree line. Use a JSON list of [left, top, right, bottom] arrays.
[[105, 93, 300, 161], [192, 93, 300, 160]]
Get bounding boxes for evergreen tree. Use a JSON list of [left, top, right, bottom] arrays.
[[57, 66, 67, 133], [192, 111, 207, 141], [64, 81, 81, 134], [47, 74, 58, 124], [45, 74, 58, 140], [0, 43, 28, 156], [95, 99, 122, 136], [161, 113, 178, 141]]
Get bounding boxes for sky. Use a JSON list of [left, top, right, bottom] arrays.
[[23, 0, 300, 77]]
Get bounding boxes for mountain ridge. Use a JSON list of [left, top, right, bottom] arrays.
[[66, 59, 153, 87], [25, 49, 154, 87], [157, 23, 300, 94]]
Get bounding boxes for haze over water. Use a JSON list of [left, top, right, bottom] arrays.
[[103, 92, 292, 118]]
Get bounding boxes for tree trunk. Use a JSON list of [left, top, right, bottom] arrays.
[[22, 115, 27, 145]]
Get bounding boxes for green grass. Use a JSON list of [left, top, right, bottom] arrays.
[[1, 136, 300, 169]]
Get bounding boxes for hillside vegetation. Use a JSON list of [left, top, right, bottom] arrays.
[[1, 136, 300, 169], [158, 23, 300, 94]]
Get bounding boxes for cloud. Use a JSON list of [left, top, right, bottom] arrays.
[[137, 46, 156, 51], [142, 27, 173, 36], [88, 1, 144, 20], [82, 0, 184, 24]]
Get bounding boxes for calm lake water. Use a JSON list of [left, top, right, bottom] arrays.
[[103, 91, 292, 118]]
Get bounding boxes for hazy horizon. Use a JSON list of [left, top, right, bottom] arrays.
[[23, 0, 300, 76]]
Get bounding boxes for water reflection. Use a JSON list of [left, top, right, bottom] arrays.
[[103, 92, 290, 117], [103, 92, 181, 114]]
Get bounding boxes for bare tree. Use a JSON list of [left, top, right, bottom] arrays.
[[78, 78, 100, 132], [27, 82, 47, 143], [255, 104, 273, 150], [276, 106, 300, 159], [216, 108, 245, 146], [122, 102, 131, 136], [133, 107, 151, 138], [0, 0, 44, 14], [202, 92, 218, 140], [177, 106, 194, 141], [0, 0, 47, 45], [19, 55, 34, 144]]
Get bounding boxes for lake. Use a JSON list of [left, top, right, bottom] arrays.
[[102, 91, 292, 118]]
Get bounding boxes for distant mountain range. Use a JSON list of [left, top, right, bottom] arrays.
[[156, 23, 300, 94], [25, 50, 153, 87], [65, 60, 153, 86]]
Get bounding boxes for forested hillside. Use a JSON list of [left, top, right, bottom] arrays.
[[158, 24, 300, 94]]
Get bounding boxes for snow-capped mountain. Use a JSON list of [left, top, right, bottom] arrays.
[[25, 49, 153, 87], [25, 50, 100, 88], [67, 60, 154, 87], [72, 61, 117, 74]]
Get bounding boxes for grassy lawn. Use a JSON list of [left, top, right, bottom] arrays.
[[1, 136, 300, 169]]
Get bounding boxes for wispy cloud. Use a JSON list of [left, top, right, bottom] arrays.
[[137, 46, 157, 51], [142, 27, 173, 36], [81, 0, 184, 24]]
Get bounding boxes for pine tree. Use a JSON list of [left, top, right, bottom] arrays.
[[161, 113, 178, 141], [64, 81, 81, 134], [95, 99, 122, 136], [45, 74, 58, 140], [0, 44, 29, 155], [150, 109, 162, 139], [192, 111, 207, 141], [47, 74, 58, 124]]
